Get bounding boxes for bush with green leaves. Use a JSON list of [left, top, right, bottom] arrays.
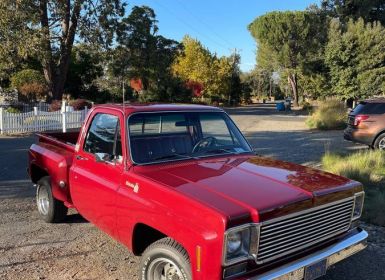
[[11, 69, 45, 89], [306, 100, 347, 130], [5, 107, 21, 113], [322, 150, 385, 226]]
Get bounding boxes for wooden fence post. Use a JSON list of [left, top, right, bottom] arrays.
[[0, 108, 3, 135]]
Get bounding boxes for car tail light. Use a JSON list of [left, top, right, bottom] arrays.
[[354, 115, 369, 126]]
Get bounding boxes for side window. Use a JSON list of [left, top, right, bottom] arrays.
[[371, 103, 385, 114], [84, 113, 122, 161]]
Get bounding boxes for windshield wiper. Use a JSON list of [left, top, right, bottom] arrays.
[[153, 153, 194, 161], [199, 148, 252, 156], [200, 148, 234, 155]]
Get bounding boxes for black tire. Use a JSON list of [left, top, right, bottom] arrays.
[[139, 237, 192, 280], [36, 176, 68, 223], [374, 133, 385, 150]]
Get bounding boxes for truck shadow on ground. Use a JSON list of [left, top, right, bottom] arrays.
[[65, 213, 88, 224]]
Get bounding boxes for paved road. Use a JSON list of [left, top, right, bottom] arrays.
[[0, 105, 384, 280]]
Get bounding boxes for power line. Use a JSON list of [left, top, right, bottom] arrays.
[[152, 0, 231, 52], [173, 0, 238, 50]]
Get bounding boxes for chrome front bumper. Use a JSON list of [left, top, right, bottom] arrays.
[[248, 229, 368, 280]]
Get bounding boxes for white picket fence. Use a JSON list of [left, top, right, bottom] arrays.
[[0, 106, 89, 134]]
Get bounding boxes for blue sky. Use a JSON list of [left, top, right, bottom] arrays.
[[126, 0, 319, 72]]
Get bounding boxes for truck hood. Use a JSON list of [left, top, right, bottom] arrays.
[[136, 155, 361, 224]]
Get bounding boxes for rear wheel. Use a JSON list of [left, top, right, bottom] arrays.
[[36, 176, 68, 223], [139, 238, 191, 280], [374, 133, 385, 150]]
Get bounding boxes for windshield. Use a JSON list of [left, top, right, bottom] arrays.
[[128, 111, 252, 164]]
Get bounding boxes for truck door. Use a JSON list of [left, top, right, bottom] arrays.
[[70, 112, 123, 238]]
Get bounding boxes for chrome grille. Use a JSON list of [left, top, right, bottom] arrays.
[[256, 198, 354, 264]]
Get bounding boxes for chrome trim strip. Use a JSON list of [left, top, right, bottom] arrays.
[[126, 110, 254, 166], [222, 223, 258, 266], [352, 191, 365, 221], [247, 229, 368, 280]]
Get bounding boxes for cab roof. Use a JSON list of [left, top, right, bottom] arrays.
[[362, 98, 385, 103], [93, 103, 223, 114]]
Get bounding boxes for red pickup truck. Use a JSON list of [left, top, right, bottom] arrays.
[[28, 103, 367, 280]]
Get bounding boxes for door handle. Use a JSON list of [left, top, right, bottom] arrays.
[[76, 155, 88, 160]]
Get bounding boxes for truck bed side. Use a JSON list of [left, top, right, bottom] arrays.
[[28, 131, 79, 204]]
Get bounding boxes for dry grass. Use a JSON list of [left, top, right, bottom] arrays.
[[306, 100, 347, 130], [322, 150, 385, 226]]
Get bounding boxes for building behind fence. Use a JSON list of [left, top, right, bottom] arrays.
[[0, 103, 89, 134]]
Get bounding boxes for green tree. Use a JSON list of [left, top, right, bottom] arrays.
[[0, 0, 125, 100], [172, 35, 212, 92], [172, 36, 240, 103], [0, 1, 39, 84], [320, 0, 385, 25], [326, 18, 385, 100], [325, 19, 359, 100], [116, 6, 181, 101], [248, 11, 327, 106], [65, 45, 104, 98]]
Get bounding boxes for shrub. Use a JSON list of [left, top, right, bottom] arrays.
[[19, 82, 48, 101], [10, 69, 47, 101], [306, 100, 347, 130], [5, 107, 21, 113], [69, 99, 92, 110], [301, 101, 313, 114], [322, 150, 385, 226], [49, 100, 62, 112]]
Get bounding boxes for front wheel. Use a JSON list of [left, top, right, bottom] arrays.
[[139, 238, 192, 280], [36, 176, 68, 223]]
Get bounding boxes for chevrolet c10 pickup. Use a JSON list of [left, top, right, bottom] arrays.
[[28, 103, 368, 280]]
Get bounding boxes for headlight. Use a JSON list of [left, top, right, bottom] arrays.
[[227, 232, 242, 254], [223, 225, 255, 265], [352, 192, 365, 220]]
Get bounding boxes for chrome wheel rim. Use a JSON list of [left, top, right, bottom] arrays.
[[147, 257, 184, 280], [379, 138, 385, 150], [37, 186, 50, 215]]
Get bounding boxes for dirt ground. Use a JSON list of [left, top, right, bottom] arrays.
[[1, 104, 385, 280]]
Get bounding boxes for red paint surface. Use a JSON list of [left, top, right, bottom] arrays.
[[28, 104, 362, 280]]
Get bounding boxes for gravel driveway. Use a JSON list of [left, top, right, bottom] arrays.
[[1, 104, 384, 280]]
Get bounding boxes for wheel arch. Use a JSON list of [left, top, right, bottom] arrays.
[[372, 130, 385, 147], [132, 223, 167, 255], [30, 163, 50, 183]]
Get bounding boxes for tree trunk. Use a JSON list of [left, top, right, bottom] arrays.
[[288, 73, 299, 107], [39, 0, 81, 101]]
